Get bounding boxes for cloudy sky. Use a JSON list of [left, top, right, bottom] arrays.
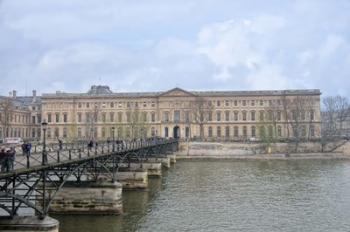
[[0, 0, 350, 97]]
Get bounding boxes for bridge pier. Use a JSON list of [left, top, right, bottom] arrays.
[[0, 216, 59, 232], [168, 154, 177, 164], [47, 181, 123, 215], [141, 157, 171, 168], [119, 163, 162, 177], [116, 168, 148, 190]]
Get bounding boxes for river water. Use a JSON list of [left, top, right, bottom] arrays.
[[54, 160, 350, 232]]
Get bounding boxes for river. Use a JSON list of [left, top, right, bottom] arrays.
[[54, 159, 350, 232]]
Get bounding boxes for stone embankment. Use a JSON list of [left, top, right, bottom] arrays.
[[176, 141, 350, 160]]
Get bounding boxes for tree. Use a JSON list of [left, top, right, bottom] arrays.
[[0, 97, 14, 139], [190, 96, 214, 140]]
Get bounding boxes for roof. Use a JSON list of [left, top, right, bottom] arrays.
[[42, 86, 321, 99]]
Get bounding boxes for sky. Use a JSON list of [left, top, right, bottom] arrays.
[[0, 0, 350, 97]]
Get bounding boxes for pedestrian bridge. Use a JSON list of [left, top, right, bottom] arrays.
[[0, 138, 178, 221]]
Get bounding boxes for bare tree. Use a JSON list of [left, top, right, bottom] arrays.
[[323, 96, 350, 136], [0, 97, 14, 139], [190, 96, 213, 140]]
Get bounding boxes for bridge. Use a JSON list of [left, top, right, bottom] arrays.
[[0, 138, 178, 231]]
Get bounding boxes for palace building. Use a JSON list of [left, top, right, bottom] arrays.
[[1, 86, 321, 142]]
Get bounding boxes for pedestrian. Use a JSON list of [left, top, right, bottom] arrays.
[[58, 139, 63, 150], [27, 143, 32, 157], [88, 140, 93, 151], [0, 148, 6, 172], [5, 147, 15, 171], [21, 143, 27, 156]]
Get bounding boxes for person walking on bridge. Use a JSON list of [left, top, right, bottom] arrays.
[[0, 148, 6, 172]]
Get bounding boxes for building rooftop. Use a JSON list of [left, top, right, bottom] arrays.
[[41, 86, 321, 99]]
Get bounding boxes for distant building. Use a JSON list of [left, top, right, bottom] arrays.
[[0, 90, 41, 141], [1, 86, 321, 142]]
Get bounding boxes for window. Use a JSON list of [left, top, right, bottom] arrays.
[[63, 128, 67, 138], [47, 128, 51, 138], [225, 111, 230, 121], [126, 112, 131, 122], [310, 125, 315, 137], [234, 100, 238, 106], [217, 126, 221, 137], [310, 110, 314, 120], [208, 126, 213, 137], [268, 125, 273, 137], [78, 103, 82, 108], [301, 125, 307, 137], [217, 100, 221, 107], [242, 100, 246, 106], [259, 126, 265, 137], [118, 112, 123, 122], [251, 126, 256, 137], [225, 126, 230, 137], [242, 111, 247, 121], [151, 127, 156, 136], [268, 111, 273, 121], [151, 112, 156, 122], [163, 112, 169, 122], [86, 103, 89, 108], [208, 112, 212, 121], [32, 116, 36, 124], [102, 127, 106, 138], [174, 110, 180, 123], [234, 126, 239, 137], [277, 111, 281, 121], [225, 100, 229, 107], [260, 100, 264, 106], [259, 111, 264, 121], [185, 111, 190, 123], [63, 113, 68, 123], [143, 102, 147, 107], [55, 113, 59, 123], [110, 112, 114, 122], [243, 126, 247, 137], [165, 127, 169, 137], [102, 113, 106, 122], [216, 111, 221, 121], [251, 111, 256, 121], [54, 128, 59, 138], [251, 100, 255, 106], [142, 112, 147, 122], [234, 111, 239, 121], [110, 102, 114, 108], [185, 127, 190, 138], [301, 111, 306, 120], [277, 125, 282, 137], [78, 128, 82, 138], [151, 102, 155, 107]]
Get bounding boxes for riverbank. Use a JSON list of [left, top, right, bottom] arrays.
[[176, 152, 350, 160]]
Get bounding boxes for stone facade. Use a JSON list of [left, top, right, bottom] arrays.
[[1, 86, 322, 142], [0, 90, 41, 142]]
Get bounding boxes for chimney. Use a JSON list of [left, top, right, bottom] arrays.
[[12, 90, 17, 98], [32, 90, 37, 97]]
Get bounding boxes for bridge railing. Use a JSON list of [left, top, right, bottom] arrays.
[[0, 138, 177, 174]]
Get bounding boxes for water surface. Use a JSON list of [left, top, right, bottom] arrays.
[[55, 160, 350, 232]]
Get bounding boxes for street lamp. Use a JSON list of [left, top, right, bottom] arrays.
[[41, 120, 48, 165], [112, 127, 115, 152]]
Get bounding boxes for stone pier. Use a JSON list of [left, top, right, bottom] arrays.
[[168, 154, 176, 164], [119, 163, 162, 177], [48, 181, 123, 215], [116, 169, 148, 190], [0, 216, 59, 232], [141, 157, 171, 168]]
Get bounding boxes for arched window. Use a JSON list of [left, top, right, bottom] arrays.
[[151, 127, 156, 136], [185, 127, 190, 138], [243, 126, 247, 137], [165, 127, 169, 137], [310, 125, 315, 137], [251, 111, 256, 121], [277, 125, 282, 137]]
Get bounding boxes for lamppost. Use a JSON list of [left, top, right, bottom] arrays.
[[112, 127, 115, 152], [41, 120, 48, 165]]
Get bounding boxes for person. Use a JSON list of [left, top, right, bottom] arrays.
[[5, 147, 15, 171], [0, 148, 6, 172], [58, 139, 63, 150], [27, 143, 32, 157], [88, 140, 93, 151], [21, 143, 27, 156]]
